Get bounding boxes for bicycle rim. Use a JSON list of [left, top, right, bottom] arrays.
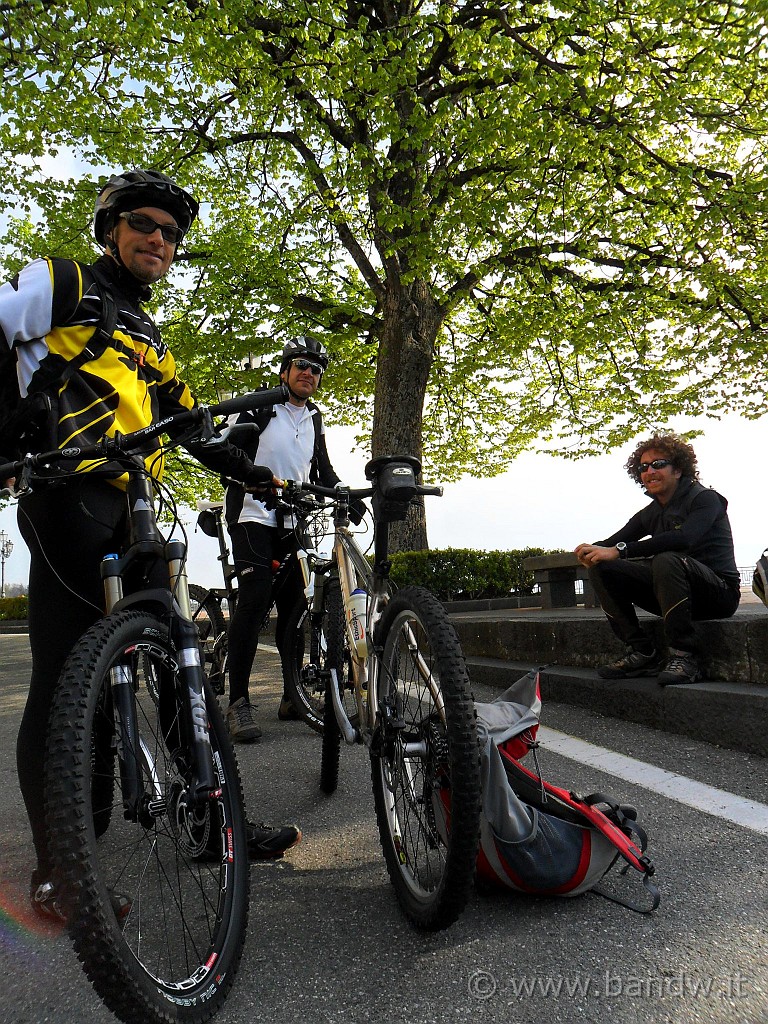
[[370, 587, 481, 931], [46, 610, 249, 1024]]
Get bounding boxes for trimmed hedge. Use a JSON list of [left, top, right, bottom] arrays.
[[0, 548, 563, 616], [0, 595, 28, 620], [387, 547, 558, 602]]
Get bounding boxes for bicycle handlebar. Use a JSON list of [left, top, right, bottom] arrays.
[[208, 385, 289, 419], [0, 384, 290, 491], [282, 478, 444, 501]]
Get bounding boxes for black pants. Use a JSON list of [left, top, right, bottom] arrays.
[[588, 552, 740, 655], [17, 478, 128, 878], [226, 521, 303, 705]]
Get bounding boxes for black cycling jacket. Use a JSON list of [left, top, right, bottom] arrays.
[[0, 254, 255, 485], [596, 477, 740, 588]]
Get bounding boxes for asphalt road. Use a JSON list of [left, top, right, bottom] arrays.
[[1, 633, 766, 1024]]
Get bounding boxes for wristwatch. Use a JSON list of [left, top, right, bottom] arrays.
[[616, 542, 628, 559]]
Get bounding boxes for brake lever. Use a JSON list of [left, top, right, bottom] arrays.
[[0, 460, 32, 498], [196, 407, 218, 445]]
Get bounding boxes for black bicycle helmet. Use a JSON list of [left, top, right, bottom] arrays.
[[280, 336, 329, 373], [94, 169, 199, 247]]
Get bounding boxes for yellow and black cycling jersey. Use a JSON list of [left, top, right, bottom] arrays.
[[0, 254, 193, 483]]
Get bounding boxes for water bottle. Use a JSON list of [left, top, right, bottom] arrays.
[[345, 587, 368, 658]]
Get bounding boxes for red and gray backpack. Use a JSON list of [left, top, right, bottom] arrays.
[[472, 669, 660, 913]]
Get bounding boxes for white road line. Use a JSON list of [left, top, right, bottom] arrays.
[[539, 726, 768, 837]]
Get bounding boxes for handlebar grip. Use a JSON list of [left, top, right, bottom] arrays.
[[209, 384, 290, 418], [418, 485, 443, 497]]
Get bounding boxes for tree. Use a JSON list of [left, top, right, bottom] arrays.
[[0, 0, 766, 549]]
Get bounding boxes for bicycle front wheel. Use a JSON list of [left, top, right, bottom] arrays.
[[370, 586, 481, 931], [45, 610, 250, 1024]]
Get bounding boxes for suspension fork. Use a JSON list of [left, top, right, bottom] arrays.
[[166, 539, 218, 804], [101, 553, 145, 821]]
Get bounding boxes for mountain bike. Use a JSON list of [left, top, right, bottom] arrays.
[[278, 455, 482, 931], [190, 493, 331, 731], [0, 384, 288, 1024]]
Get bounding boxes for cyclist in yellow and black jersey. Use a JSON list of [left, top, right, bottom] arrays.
[[0, 170, 301, 922], [4, 252, 197, 481]]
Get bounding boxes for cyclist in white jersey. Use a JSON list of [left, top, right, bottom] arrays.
[[222, 338, 364, 741]]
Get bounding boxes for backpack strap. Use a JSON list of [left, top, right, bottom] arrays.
[[578, 791, 660, 913], [591, 870, 661, 914], [307, 402, 323, 483], [58, 263, 119, 382]]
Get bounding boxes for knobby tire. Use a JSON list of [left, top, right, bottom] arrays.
[[370, 586, 481, 931], [45, 610, 250, 1024]]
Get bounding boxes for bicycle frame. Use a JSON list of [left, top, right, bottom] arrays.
[[283, 466, 443, 747]]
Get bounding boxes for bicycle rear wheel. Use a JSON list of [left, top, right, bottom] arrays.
[[370, 586, 481, 931], [282, 578, 361, 742], [45, 610, 250, 1024], [320, 577, 347, 793], [189, 583, 228, 694], [280, 599, 325, 734]]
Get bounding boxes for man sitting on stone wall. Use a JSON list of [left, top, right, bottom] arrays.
[[574, 432, 740, 685]]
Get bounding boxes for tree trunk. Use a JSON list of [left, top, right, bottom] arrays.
[[371, 280, 441, 552]]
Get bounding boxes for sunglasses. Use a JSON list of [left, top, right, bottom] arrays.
[[639, 459, 672, 473], [119, 211, 184, 245], [291, 358, 323, 376]]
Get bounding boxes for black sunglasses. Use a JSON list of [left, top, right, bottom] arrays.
[[639, 459, 672, 473], [119, 211, 184, 245], [291, 358, 323, 375]]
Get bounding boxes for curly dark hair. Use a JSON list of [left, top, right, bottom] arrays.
[[624, 432, 700, 484]]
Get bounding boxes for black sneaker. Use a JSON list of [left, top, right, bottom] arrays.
[[247, 821, 302, 860], [658, 649, 701, 686], [598, 648, 661, 679]]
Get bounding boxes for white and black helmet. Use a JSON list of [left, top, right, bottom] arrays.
[[94, 169, 199, 248], [280, 336, 329, 373]]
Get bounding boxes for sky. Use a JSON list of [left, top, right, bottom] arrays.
[[1, 412, 764, 592]]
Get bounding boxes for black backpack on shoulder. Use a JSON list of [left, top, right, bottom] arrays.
[[0, 263, 118, 461]]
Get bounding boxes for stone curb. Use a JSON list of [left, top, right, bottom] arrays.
[[452, 613, 768, 686]]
